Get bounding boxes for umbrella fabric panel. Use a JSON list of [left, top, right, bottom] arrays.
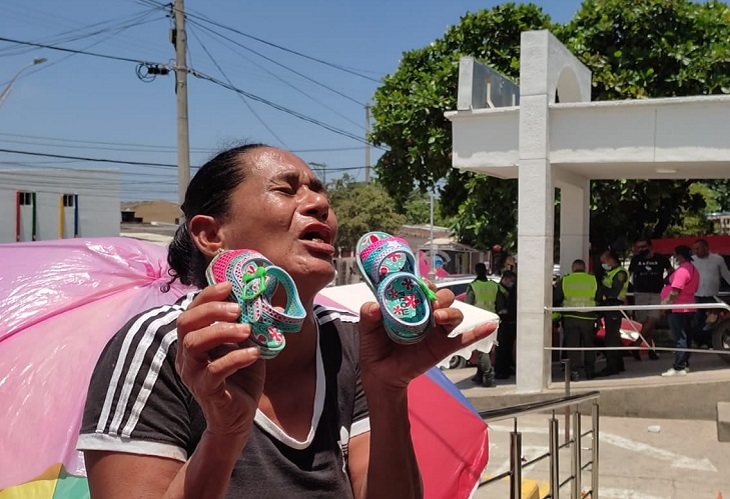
[[0, 238, 192, 490], [409, 374, 488, 499]]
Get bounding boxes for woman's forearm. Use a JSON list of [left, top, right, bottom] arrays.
[[363, 386, 423, 499], [163, 430, 248, 499]]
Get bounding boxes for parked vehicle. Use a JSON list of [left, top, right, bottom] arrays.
[[435, 275, 503, 369]]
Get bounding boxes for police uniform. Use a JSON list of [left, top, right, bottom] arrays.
[[555, 271, 599, 379], [466, 279, 504, 386], [598, 266, 629, 376]]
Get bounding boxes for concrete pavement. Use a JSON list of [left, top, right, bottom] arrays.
[[445, 349, 730, 421], [472, 414, 728, 498]]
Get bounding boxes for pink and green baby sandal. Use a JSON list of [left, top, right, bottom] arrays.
[[356, 231, 435, 344], [205, 249, 306, 359]]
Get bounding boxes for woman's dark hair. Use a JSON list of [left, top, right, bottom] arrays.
[[674, 245, 692, 262], [164, 143, 269, 290]]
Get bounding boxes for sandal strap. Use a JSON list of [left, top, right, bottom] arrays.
[[206, 249, 305, 343], [361, 236, 418, 285]]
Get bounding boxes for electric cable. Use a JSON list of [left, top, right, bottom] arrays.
[[184, 9, 381, 83], [192, 22, 365, 130], [187, 24, 288, 148], [187, 18, 365, 107]]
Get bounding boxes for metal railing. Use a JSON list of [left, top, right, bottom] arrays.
[[548, 301, 730, 357], [478, 386, 601, 498]]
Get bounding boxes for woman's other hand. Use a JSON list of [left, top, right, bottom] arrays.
[[358, 285, 497, 391], [175, 282, 265, 444]]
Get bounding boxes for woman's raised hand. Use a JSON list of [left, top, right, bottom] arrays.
[[175, 282, 265, 442]]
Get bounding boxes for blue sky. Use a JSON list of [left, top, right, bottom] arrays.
[[1, 0, 582, 201]]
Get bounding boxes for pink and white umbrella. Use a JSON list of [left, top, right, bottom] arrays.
[[1, 238, 494, 498]]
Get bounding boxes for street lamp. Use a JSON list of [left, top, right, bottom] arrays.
[[0, 57, 47, 108]]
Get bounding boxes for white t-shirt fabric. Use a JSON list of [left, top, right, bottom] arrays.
[[691, 253, 730, 297]]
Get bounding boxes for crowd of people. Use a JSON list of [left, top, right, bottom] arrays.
[[465, 237, 730, 385], [553, 238, 730, 380]]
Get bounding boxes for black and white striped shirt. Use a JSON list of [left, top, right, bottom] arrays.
[[78, 293, 369, 498]]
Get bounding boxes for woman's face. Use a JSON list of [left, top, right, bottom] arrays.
[[218, 147, 338, 294]]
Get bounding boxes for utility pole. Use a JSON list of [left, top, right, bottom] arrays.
[[364, 104, 371, 183], [172, 0, 191, 210]]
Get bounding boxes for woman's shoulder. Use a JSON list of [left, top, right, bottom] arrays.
[[94, 290, 197, 367], [313, 304, 359, 328], [313, 304, 360, 355]]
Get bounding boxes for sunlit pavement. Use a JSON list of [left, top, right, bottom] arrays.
[[444, 350, 730, 498], [472, 413, 728, 498]]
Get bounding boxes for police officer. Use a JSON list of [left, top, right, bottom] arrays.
[[554, 260, 599, 380], [597, 250, 629, 377], [465, 263, 503, 387]]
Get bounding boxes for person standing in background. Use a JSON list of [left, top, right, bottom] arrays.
[[554, 260, 599, 380], [465, 263, 503, 387], [494, 271, 517, 380], [629, 238, 673, 360], [596, 251, 629, 377], [691, 239, 730, 346], [661, 245, 700, 376]]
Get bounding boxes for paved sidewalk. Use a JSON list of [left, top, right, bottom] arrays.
[[473, 414, 729, 498], [444, 350, 730, 420]]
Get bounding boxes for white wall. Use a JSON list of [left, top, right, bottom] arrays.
[[0, 169, 120, 243]]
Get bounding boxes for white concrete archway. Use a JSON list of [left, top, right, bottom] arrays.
[[446, 30, 730, 393]]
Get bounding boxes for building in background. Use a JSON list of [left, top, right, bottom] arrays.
[[0, 169, 120, 244], [121, 200, 180, 225]]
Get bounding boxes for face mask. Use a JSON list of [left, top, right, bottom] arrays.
[[639, 249, 649, 257], [601, 263, 612, 271]]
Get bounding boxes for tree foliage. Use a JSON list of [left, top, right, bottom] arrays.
[[561, 0, 730, 249], [327, 175, 406, 252], [402, 191, 451, 226], [370, 3, 553, 207], [370, 0, 730, 252]]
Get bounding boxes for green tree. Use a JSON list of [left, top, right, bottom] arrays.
[[328, 175, 406, 252], [370, 0, 730, 251], [665, 182, 720, 236], [370, 3, 554, 209], [561, 0, 730, 248], [402, 191, 451, 226]]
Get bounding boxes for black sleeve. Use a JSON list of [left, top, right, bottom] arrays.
[[351, 363, 369, 436], [628, 256, 637, 274], [77, 308, 194, 462], [553, 278, 565, 306]]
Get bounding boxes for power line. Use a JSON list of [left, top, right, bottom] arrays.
[[0, 37, 371, 145], [0, 147, 372, 172], [183, 9, 381, 83], [191, 21, 365, 130], [0, 132, 365, 153], [0, 36, 167, 66], [136, 0, 382, 82], [187, 24, 288, 148], [189, 69, 368, 144], [0, 147, 177, 168], [187, 18, 366, 107], [0, 8, 153, 57]]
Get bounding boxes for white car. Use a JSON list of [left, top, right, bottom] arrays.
[[317, 279, 499, 370]]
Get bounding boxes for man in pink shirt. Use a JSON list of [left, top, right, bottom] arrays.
[[660, 245, 700, 376]]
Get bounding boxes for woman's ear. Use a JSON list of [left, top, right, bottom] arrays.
[[188, 214, 224, 257]]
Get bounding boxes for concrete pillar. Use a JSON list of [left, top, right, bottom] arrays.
[[515, 31, 592, 393], [558, 179, 590, 274]]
